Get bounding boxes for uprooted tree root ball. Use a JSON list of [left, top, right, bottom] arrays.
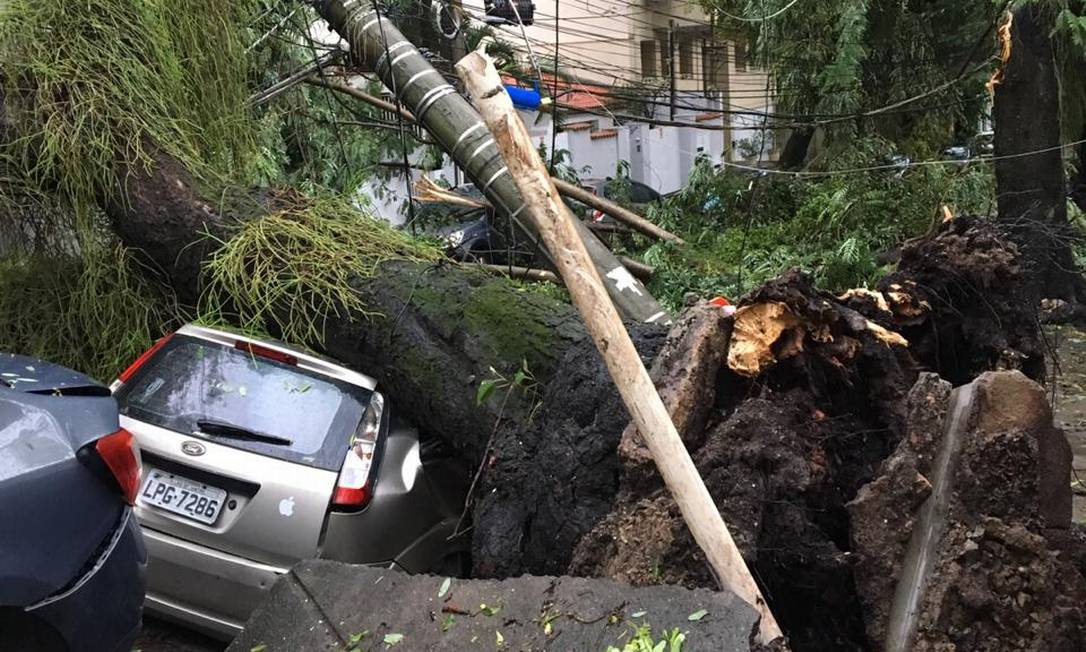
[[465, 216, 1086, 650]]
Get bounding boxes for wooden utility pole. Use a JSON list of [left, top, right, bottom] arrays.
[[315, 0, 672, 326], [456, 50, 785, 647]]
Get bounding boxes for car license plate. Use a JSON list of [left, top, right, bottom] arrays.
[[139, 470, 227, 525]]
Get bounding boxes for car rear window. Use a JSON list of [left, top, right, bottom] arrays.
[[114, 335, 370, 470]]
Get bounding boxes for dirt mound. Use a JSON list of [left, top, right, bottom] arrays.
[[572, 270, 917, 651], [870, 215, 1045, 384], [469, 217, 1082, 649]]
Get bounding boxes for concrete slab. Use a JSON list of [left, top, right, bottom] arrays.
[[228, 560, 760, 651]]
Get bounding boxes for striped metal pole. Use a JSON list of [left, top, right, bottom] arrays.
[[315, 0, 672, 326]]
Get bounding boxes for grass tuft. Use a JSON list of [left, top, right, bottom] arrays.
[[0, 242, 181, 381], [0, 0, 256, 232], [201, 192, 440, 345]]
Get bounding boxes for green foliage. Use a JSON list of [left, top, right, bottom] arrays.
[[709, 0, 997, 156], [0, 237, 180, 381], [464, 24, 523, 75], [633, 150, 995, 311], [0, 0, 434, 373], [475, 359, 541, 419], [606, 623, 686, 652], [0, 0, 257, 219], [245, 6, 392, 192], [201, 192, 440, 345]]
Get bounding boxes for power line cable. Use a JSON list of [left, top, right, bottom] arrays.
[[718, 136, 1086, 178], [715, 0, 801, 22]]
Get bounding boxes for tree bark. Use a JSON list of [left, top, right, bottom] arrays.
[[105, 148, 588, 463], [993, 6, 1078, 303]]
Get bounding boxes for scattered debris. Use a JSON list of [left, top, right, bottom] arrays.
[[374, 215, 1083, 650]]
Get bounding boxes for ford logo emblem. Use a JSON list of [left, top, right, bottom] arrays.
[[181, 440, 206, 456]]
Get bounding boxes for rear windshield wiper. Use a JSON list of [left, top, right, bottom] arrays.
[[195, 419, 293, 446]]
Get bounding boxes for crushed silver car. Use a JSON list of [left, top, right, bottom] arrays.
[[111, 324, 469, 638]]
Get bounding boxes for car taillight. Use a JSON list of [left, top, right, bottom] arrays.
[[333, 392, 384, 510], [95, 428, 142, 505], [118, 333, 174, 383], [235, 341, 298, 366]]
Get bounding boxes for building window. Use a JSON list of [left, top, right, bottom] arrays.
[[704, 43, 728, 90], [640, 40, 657, 78], [656, 29, 671, 77], [678, 36, 693, 78], [734, 40, 748, 72]]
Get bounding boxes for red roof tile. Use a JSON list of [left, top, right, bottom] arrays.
[[500, 72, 615, 111], [563, 121, 594, 131]]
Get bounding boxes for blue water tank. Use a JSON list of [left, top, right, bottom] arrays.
[[505, 83, 542, 111]]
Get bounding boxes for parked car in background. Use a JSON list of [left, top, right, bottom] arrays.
[[564, 177, 663, 223], [0, 354, 146, 652], [112, 324, 470, 639]]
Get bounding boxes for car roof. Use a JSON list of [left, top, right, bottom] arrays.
[[0, 352, 106, 393], [175, 324, 378, 391]]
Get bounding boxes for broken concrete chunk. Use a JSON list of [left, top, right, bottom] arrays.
[[228, 560, 762, 652], [849, 371, 1086, 650]]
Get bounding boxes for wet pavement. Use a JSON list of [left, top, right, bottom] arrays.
[[133, 617, 223, 652], [1047, 325, 1086, 524]]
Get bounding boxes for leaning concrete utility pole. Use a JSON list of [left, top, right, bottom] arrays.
[[456, 50, 785, 646], [314, 0, 671, 326]]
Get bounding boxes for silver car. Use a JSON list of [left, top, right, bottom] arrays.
[[111, 324, 469, 639]]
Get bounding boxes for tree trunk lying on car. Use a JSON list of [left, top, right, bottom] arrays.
[[102, 146, 1084, 648]]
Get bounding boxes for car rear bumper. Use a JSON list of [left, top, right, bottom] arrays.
[[27, 508, 146, 652], [142, 527, 289, 639]]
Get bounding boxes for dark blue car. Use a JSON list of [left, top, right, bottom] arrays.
[[0, 353, 147, 651]]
